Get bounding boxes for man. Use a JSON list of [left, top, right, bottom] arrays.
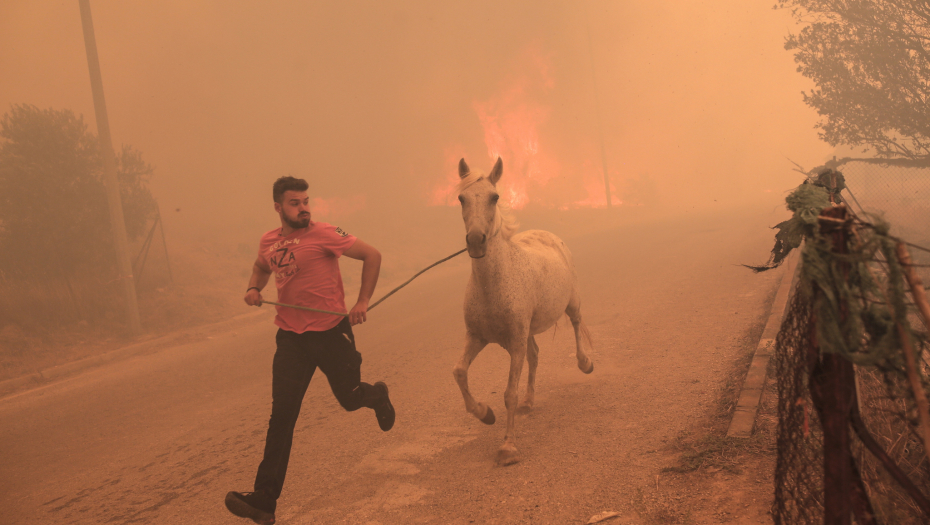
[[225, 176, 394, 525]]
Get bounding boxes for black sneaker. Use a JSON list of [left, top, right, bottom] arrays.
[[373, 381, 395, 431], [225, 491, 276, 525]]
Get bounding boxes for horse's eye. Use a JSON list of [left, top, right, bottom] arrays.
[[458, 195, 464, 204], [491, 194, 500, 203]]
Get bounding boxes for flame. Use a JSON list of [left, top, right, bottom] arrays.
[[472, 82, 556, 209], [430, 45, 633, 210], [311, 195, 366, 220]]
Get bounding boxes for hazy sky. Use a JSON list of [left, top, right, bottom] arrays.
[[0, 1, 832, 239]]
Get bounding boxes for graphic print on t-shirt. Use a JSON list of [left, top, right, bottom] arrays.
[[268, 237, 301, 285]]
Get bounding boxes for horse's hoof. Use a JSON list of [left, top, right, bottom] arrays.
[[516, 402, 533, 415], [579, 359, 594, 374], [480, 406, 496, 425], [496, 444, 520, 466]]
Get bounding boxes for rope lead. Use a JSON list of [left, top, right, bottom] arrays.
[[264, 248, 468, 317]]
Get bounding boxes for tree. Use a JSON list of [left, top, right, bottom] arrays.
[[779, 0, 930, 164], [0, 104, 157, 277]]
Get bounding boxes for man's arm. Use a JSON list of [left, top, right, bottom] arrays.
[[244, 257, 272, 306], [342, 239, 381, 325]]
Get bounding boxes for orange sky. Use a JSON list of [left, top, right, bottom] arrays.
[[0, 1, 833, 237]]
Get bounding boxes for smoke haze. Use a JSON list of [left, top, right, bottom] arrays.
[[1, 1, 831, 239]]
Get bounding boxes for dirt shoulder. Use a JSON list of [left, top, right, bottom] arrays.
[[647, 319, 780, 525]]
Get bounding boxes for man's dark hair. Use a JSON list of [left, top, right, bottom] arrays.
[[272, 176, 309, 203]]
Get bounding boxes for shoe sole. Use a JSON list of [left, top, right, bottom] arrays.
[[374, 381, 395, 431], [225, 492, 275, 525]]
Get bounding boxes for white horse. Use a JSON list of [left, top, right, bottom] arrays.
[[452, 157, 594, 466]]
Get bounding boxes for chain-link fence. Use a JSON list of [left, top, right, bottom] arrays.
[[840, 160, 930, 366], [774, 276, 930, 524], [840, 163, 930, 236], [840, 161, 930, 286], [770, 175, 930, 524]]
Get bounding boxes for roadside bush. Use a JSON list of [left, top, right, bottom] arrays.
[[0, 104, 157, 331]]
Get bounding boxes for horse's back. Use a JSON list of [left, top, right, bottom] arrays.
[[512, 229, 574, 268]]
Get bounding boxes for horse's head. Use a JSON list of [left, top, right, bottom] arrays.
[[457, 157, 503, 259]]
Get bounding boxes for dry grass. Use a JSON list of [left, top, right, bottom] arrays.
[[629, 487, 694, 524], [853, 366, 930, 525]]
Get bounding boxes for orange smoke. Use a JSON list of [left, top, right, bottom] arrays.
[[569, 160, 622, 209], [312, 195, 367, 221], [429, 145, 469, 207]]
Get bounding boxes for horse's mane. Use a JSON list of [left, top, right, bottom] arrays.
[[457, 169, 519, 240]]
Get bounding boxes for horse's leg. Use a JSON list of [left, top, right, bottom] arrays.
[[498, 339, 527, 466], [566, 294, 594, 374], [452, 334, 495, 425], [518, 335, 539, 413]]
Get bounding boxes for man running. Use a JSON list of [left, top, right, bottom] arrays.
[[225, 176, 394, 525]]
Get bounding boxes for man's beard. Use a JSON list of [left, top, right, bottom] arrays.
[[283, 213, 311, 230]]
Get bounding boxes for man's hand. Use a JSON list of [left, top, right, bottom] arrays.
[[349, 300, 368, 326], [245, 288, 263, 306]]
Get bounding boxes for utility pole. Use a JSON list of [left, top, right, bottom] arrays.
[[79, 0, 142, 335], [585, 9, 612, 208]]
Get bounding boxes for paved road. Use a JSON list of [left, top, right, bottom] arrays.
[[0, 206, 786, 524]]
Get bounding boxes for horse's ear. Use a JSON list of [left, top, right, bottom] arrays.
[[458, 158, 470, 179], [488, 157, 503, 185]]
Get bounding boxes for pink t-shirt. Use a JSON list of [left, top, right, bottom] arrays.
[[258, 222, 357, 333]]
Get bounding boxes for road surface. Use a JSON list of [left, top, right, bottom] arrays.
[[1, 205, 786, 524]]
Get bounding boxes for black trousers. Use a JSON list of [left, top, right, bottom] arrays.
[[254, 318, 378, 500]]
